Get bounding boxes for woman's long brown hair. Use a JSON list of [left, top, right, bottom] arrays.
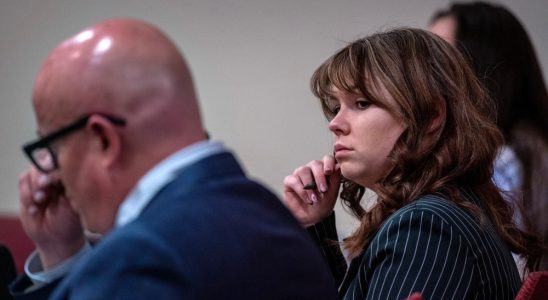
[[311, 28, 542, 272]]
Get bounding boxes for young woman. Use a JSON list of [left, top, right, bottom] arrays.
[[283, 28, 541, 299], [429, 1, 548, 271]]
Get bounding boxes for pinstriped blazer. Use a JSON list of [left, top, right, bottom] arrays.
[[309, 189, 521, 299]]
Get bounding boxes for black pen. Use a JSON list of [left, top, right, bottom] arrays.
[[303, 182, 317, 190], [303, 176, 330, 190]]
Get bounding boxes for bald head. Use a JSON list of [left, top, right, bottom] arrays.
[[31, 19, 206, 233], [35, 18, 203, 135], [35, 18, 206, 159]]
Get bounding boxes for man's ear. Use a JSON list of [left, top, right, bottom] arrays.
[[428, 99, 446, 134], [86, 115, 122, 169]]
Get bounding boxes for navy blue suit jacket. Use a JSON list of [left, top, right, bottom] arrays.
[[12, 151, 338, 299]]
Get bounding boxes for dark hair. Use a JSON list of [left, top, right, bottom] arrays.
[[431, 2, 548, 140], [431, 1, 548, 269], [311, 27, 542, 270]]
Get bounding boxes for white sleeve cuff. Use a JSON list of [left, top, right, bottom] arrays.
[[24, 242, 91, 289]]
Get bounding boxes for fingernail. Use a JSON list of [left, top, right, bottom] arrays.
[[320, 183, 327, 193], [324, 168, 332, 175], [27, 205, 38, 215], [37, 174, 50, 187], [33, 191, 46, 203], [310, 193, 318, 204]]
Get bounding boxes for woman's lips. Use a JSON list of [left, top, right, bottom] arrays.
[[334, 144, 352, 158]]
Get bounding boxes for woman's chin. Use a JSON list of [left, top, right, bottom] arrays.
[[340, 167, 374, 189], [340, 168, 361, 184]]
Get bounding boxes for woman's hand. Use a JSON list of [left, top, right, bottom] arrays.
[[283, 155, 342, 227]]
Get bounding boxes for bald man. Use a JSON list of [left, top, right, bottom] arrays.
[[11, 19, 337, 299]]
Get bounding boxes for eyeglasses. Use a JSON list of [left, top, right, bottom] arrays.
[[22, 113, 126, 173]]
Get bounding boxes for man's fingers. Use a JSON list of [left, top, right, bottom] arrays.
[[19, 172, 33, 207]]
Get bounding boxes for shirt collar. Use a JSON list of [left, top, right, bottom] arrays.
[[115, 140, 225, 228]]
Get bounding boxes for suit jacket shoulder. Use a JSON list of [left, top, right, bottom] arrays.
[[48, 151, 338, 300], [342, 193, 521, 300]]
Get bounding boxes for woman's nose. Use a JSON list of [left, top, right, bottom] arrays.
[[328, 112, 349, 136]]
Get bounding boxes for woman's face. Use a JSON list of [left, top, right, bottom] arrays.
[[429, 16, 457, 45], [328, 84, 406, 190]]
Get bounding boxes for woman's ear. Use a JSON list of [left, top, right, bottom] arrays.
[[428, 98, 447, 134]]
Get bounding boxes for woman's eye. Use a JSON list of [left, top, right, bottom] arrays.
[[331, 105, 340, 115], [356, 99, 371, 109]]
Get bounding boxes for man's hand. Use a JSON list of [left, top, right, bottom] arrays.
[[19, 167, 85, 270]]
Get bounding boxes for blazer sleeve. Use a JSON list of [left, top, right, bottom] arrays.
[[49, 227, 186, 299], [307, 212, 348, 287], [355, 209, 477, 299], [10, 275, 61, 300]]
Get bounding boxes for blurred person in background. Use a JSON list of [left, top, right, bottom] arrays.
[[430, 1, 548, 271]]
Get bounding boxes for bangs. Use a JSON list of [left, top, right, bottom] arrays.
[[311, 42, 382, 119]]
